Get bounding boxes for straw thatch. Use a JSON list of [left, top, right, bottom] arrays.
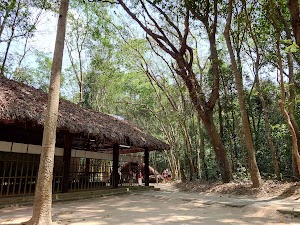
[[0, 77, 169, 151]]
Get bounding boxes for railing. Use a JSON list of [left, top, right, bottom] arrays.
[[0, 152, 138, 198]]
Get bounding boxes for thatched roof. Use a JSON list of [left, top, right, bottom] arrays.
[[0, 76, 169, 152]]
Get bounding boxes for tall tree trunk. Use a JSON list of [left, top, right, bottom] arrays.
[[27, 1, 69, 224], [241, 0, 280, 180], [218, 99, 224, 140], [224, 0, 261, 187], [197, 115, 205, 179], [279, 5, 300, 178], [288, 0, 300, 46], [287, 52, 300, 179], [220, 74, 235, 173], [270, 0, 300, 175], [118, 0, 232, 182], [201, 110, 232, 182]]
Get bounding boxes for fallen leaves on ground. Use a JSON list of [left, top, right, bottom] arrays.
[[174, 180, 300, 199]]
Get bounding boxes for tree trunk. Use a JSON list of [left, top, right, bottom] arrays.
[[286, 52, 300, 179], [270, 0, 300, 175], [241, 0, 280, 180], [224, 0, 261, 187], [197, 115, 205, 179], [27, 1, 69, 224], [275, 4, 300, 179], [220, 73, 235, 173], [256, 85, 280, 179], [201, 110, 231, 182], [118, 0, 232, 183], [218, 99, 224, 140], [288, 0, 300, 46]]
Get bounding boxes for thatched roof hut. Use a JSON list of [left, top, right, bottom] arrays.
[[0, 76, 169, 153]]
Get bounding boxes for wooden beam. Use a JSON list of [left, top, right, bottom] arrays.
[[62, 134, 72, 193], [112, 143, 119, 188], [144, 147, 149, 186]]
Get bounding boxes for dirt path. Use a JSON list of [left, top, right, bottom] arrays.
[[1, 183, 300, 225]]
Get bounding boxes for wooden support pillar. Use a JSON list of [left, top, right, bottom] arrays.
[[62, 134, 72, 193], [85, 158, 90, 188], [112, 143, 119, 188], [144, 147, 149, 186]]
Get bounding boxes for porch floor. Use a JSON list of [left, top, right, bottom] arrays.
[[0, 186, 158, 209]]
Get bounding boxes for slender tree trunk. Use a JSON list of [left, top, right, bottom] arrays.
[[218, 99, 224, 140], [224, 0, 261, 187], [255, 82, 280, 179], [0, 1, 21, 76], [270, 0, 300, 175], [288, 0, 300, 46], [241, 0, 280, 180], [288, 56, 300, 178], [226, 117, 235, 173], [182, 122, 195, 175], [281, 9, 300, 178], [1, 38, 13, 76], [201, 110, 231, 182], [118, 0, 232, 182], [197, 115, 205, 179], [287, 52, 300, 179], [27, 1, 69, 224], [220, 73, 235, 173], [0, 15, 8, 40]]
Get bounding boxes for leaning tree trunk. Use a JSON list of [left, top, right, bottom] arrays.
[[288, 0, 300, 46], [287, 52, 300, 179], [276, 3, 300, 179], [271, 0, 300, 175], [118, 0, 232, 183], [27, 1, 69, 224], [241, 0, 280, 180], [201, 110, 232, 182], [224, 0, 261, 187]]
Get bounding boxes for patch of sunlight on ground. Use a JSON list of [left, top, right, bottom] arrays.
[[217, 218, 245, 223], [117, 206, 156, 212], [0, 216, 30, 224], [171, 206, 191, 211], [165, 215, 204, 222]]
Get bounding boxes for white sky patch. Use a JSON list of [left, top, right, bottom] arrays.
[[30, 11, 57, 53]]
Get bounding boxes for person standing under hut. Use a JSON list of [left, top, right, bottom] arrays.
[[129, 170, 133, 186], [138, 171, 143, 186]]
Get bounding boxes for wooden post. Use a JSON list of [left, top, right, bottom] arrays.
[[144, 147, 149, 186], [62, 134, 72, 193], [85, 158, 90, 189], [112, 143, 119, 188]]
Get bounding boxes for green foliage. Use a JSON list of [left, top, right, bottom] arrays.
[[4, 0, 300, 183]]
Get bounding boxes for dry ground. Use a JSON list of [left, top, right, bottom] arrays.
[[0, 180, 300, 225], [174, 180, 300, 199]]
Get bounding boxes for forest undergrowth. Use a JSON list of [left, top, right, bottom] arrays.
[[175, 180, 300, 199]]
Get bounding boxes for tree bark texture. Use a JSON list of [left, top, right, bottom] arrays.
[[117, 0, 232, 182], [201, 110, 232, 182], [241, 0, 280, 180], [277, 5, 300, 179], [27, 0, 69, 224], [224, 0, 262, 187], [288, 0, 300, 46], [270, 0, 300, 173]]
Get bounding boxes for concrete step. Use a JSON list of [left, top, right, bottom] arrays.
[[0, 186, 156, 209]]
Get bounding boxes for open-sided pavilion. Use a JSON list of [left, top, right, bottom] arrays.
[[0, 76, 169, 197]]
